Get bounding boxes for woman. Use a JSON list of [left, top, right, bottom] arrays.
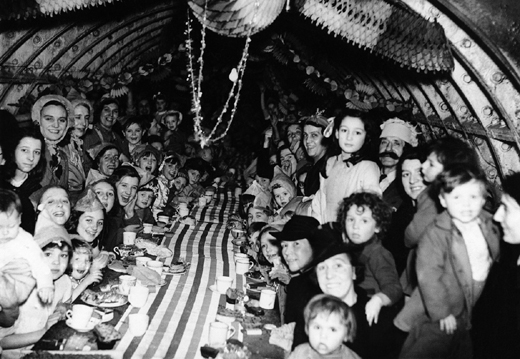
[[85, 143, 120, 186], [271, 215, 335, 349], [471, 172, 520, 359], [314, 239, 403, 359], [384, 147, 427, 277], [1, 127, 46, 233], [105, 166, 142, 252], [63, 99, 94, 200], [301, 113, 332, 195], [31, 95, 73, 189]]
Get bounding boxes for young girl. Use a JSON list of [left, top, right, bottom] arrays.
[[135, 187, 155, 225], [34, 185, 71, 233], [337, 192, 402, 326], [0, 226, 72, 350], [399, 166, 500, 359], [69, 238, 102, 301], [131, 144, 162, 192], [311, 109, 381, 223], [288, 294, 360, 359], [1, 127, 46, 234], [154, 153, 180, 214]]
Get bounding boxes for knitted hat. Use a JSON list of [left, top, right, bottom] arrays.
[[34, 225, 72, 249], [270, 166, 297, 200], [380, 118, 419, 147], [74, 188, 104, 212]]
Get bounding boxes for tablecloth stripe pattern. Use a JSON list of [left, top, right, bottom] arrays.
[[115, 188, 243, 359]]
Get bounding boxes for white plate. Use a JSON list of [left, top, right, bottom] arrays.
[[82, 296, 128, 308], [66, 319, 97, 332], [209, 284, 225, 295]]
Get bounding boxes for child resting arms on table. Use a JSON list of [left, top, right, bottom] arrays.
[[0, 225, 72, 351], [288, 294, 360, 359]]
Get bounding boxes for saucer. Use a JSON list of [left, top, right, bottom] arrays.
[[209, 284, 225, 294], [66, 319, 97, 332]]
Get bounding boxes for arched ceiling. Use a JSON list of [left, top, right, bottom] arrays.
[[1, 0, 520, 185]]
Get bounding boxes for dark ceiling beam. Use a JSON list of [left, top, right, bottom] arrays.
[[118, 38, 162, 70], [0, 28, 40, 65], [61, 5, 176, 75], [0, 24, 76, 103]]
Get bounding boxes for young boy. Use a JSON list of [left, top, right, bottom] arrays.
[[338, 192, 402, 326], [0, 189, 53, 307], [162, 111, 187, 154], [288, 294, 360, 359], [135, 187, 155, 225], [399, 166, 499, 359], [177, 159, 205, 204], [270, 166, 297, 215]]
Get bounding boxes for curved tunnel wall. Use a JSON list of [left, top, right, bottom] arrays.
[[0, 0, 519, 185]]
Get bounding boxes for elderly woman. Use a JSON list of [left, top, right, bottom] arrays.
[[31, 95, 74, 189], [271, 215, 336, 349], [314, 238, 403, 359], [85, 143, 120, 187], [471, 172, 520, 359]]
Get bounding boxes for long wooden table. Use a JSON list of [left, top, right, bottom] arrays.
[[113, 187, 284, 359]]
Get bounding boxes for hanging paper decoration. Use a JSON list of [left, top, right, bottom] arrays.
[[188, 0, 285, 37], [294, 0, 454, 73]]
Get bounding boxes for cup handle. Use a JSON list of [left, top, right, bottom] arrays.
[[248, 261, 254, 270], [114, 247, 120, 256], [66, 309, 73, 320], [227, 326, 236, 339]]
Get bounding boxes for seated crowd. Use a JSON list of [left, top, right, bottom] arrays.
[[0, 94, 519, 359]]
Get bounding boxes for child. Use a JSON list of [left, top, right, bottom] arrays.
[[270, 166, 297, 214], [135, 186, 155, 225], [131, 144, 162, 191], [166, 170, 189, 207], [337, 192, 402, 326], [69, 238, 102, 301], [162, 110, 187, 154], [154, 153, 180, 214], [34, 185, 71, 233], [0, 189, 54, 309], [146, 135, 164, 153], [288, 294, 360, 359], [398, 166, 500, 359], [177, 159, 205, 204], [121, 117, 146, 162], [247, 205, 273, 227], [311, 109, 381, 224], [0, 225, 72, 350]]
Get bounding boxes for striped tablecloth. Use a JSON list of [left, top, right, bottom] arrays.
[[114, 187, 247, 359]]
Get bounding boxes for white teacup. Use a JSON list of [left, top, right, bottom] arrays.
[[234, 253, 249, 262], [128, 285, 149, 308], [147, 260, 164, 276], [123, 231, 137, 246], [216, 276, 233, 294], [208, 321, 235, 348], [135, 256, 151, 267], [179, 208, 190, 217], [129, 313, 149, 337], [235, 258, 254, 275], [66, 304, 94, 329], [119, 275, 137, 295], [158, 215, 170, 223], [234, 187, 242, 197], [143, 223, 153, 234], [259, 288, 276, 310]]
